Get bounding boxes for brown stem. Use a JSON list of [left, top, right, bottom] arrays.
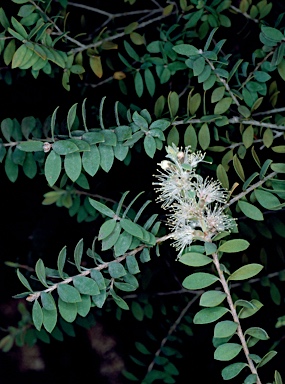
[[212, 253, 262, 383]]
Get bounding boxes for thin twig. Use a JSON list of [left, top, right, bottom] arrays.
[[70, 13, 170, 54], [212, 252, 262, 384], [230, 5, 259, 23], [26, 234, 173, 302], [146, 293, 200, 374], [225, 171, 277, 208]]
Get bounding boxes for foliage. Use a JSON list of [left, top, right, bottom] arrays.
[[0, 0, 285, 382]]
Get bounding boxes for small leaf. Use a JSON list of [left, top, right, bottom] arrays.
[[256, 350, 277, 368], [172, 44, 199, 56], [182, 272, 219, 290], [108, 261, 127, 278], [57, 246, 67, 280], [42, 308, 57, 333], [58, 298, 77, 323], [134, 71, 143, 97], [245, 327, 269, 340], [98, 219, 117, 240], [17, 269, 33, 292], [120, 218, 143, 239], [126, 255, 140, 274], [90, 56, 103, 78], [233, 154, 245, 181], [228, 263, 263, 281], [74, 238, 83, 272], [67, 103, 78, 135], [198, 123, 210, 150], [41, 292, 56, 311], [73, 276, 100, 295], [214, 343, 242, 361], [77, 294, 91, 317], [144, 135, 156, 158], [214, 321, 238, 338], [35, 259, 48, 288], [88, 199, 115, 218], [57, 284, 81, 303], [199, 290, 227, 307], [52, 140, 79, 155], [179, 252, 212, 267], [90, 270, 106, 290], [214, 97, 232, 115], [221, 362, 247, 380], [218, 239, 249, 253], [45, 150, 61, 187], [64, 152, 81, 182], [193, 307, 228, 324], [114, 231, 133, 257], [32, 300, 43, 331], [17, 140, 44, 152], [238, 200, 264, 221]]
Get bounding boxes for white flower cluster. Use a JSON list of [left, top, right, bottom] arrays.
[[154, 145, 236, 256]]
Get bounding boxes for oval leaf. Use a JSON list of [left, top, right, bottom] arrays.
[[228, 263, 263, 281], [183, 272, 219, 290], [218, 239, 249, 253]]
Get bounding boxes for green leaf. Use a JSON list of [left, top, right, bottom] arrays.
[[193, 307, 228, 324], [57, 245, 67, 280], [74, 238, 83, 272], [67, 103, 78, 135], [17, 269, 33, 292], [120, 218, 143, 239], [172, 44, 199, 56], [64, 152, 82, 182], [92, 290, 107, 308], [41, 292, 56, 311], [256, 350, 277, 368], [82, 132, 104, 145], [199, 290, 227, 307], [57, 284, 81, 303], [108, 261, 127, 278], [58, 298, 77, 323], [261, 26, 284, 42], [168, 91, 179, 120], [214, 343, 242, 361], [90, 270, 106, 290], [35, 259, 48, 288], [114, 231, 133, 257], [238, 200, 264, 221], [73, 276, 100, 295], [214, 321, 238, 338], [239, 299, 263, 319], [52, 140, 79, 155], [134, 71, 143, 97], [32, 300, 43, 331], [254, 189, 280, 209], [233, 154, 245, 181], [144, 135, 156, 158], [45, 150, 61, 187], [135, 341, 151, 354], [82, 145, 100, 177], [271, 163, 285, 173], [245, 327, 269, 340], [5, 147, 18, 182], [88, 199, 115, 218], [214, 97, 232, 115], [275, 371, 283, 384], [167, 126, 179, 146], [102, 222, 121, 250], [131, 301, 144, 321], [17, 140, 43, 152], [179, 252, 212, 267], [144, 68, 155, 96], [221, 362, 247, 380], [98, 219, 117, 240], [183, 272, 219, 290], [99, 144, 114, 172], [77, 294, 91, 317], [126, 255, 140, 274], [198, 123, 210, 150], [218, 239, 249, 253], [42, 308, 57, 333], [228, 263, 263, 281], [110, 289, 129, 310]]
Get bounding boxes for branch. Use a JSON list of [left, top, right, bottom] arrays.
[[230, 5, 259, 23], [26, 233, 173, 302], [146, 293, 200, 374], [70, 13, 171, 54], [212, 252, 262, 383], [225, 171, 277, 208]]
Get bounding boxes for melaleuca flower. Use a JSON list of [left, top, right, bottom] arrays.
[[154, 146, 236, 257], [204, 205, 236, 235], [194, 177, 228, 206], [171, 226, 195, 255]]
